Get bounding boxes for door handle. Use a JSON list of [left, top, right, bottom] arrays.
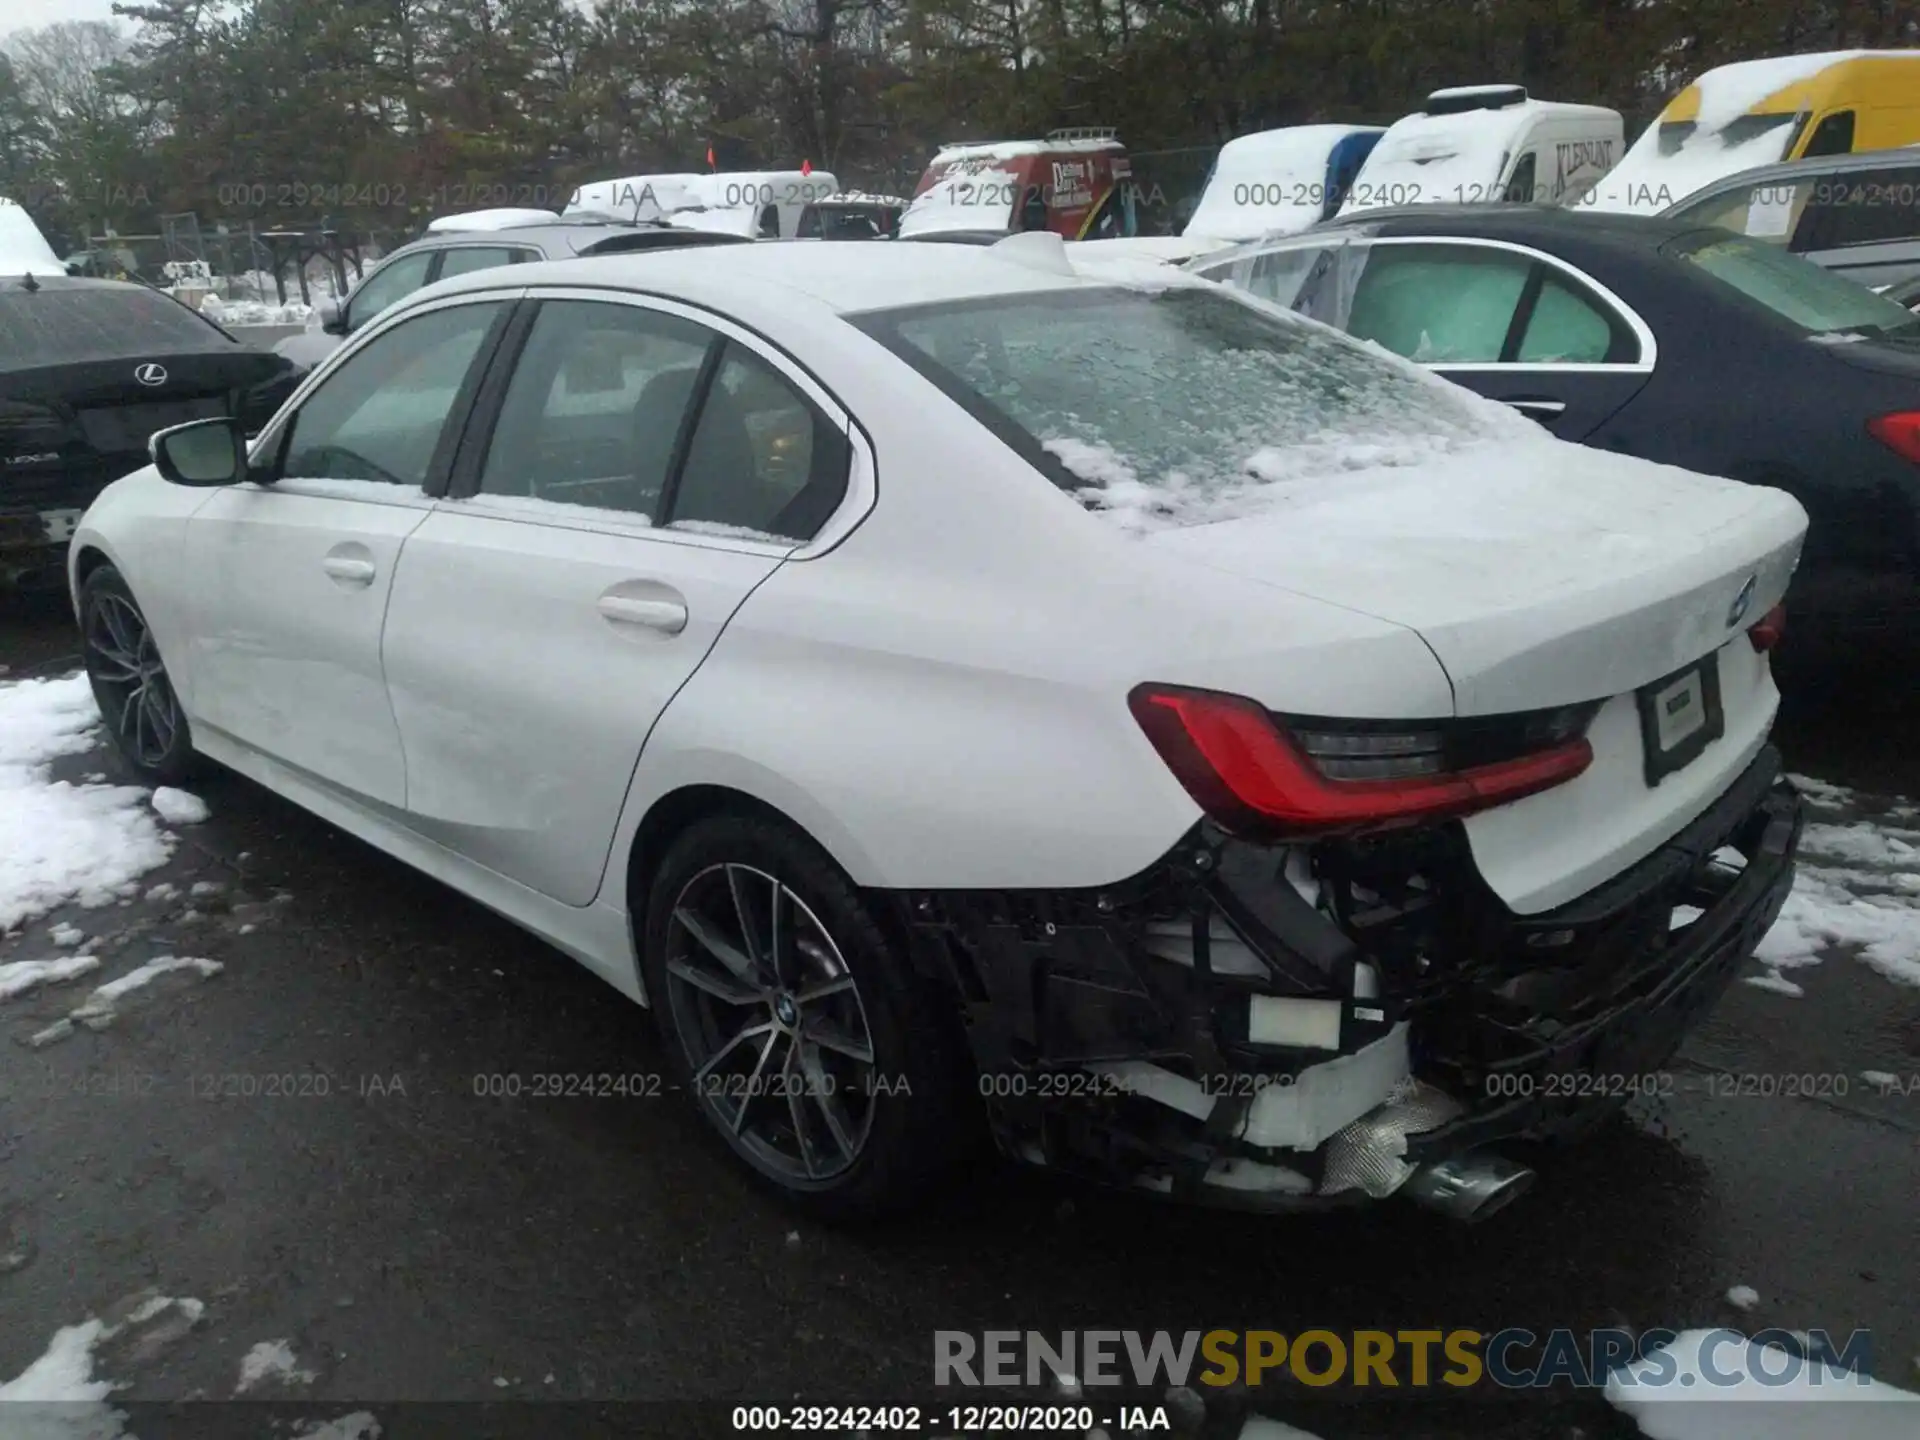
[[322, 555, 376, 585], [1501, 397, 1567, 418], [598, 592, 688, 634]]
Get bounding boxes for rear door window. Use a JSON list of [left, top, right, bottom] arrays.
[[436, 246, 526, 279], [1345, 244, 1533, 362], [1666, 229, 1920, 337], [1800, 166, 1920, 249], [477, 300, 715, 518]]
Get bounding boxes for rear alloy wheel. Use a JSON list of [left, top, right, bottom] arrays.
[[642, 815, 975, 1218], [80, 565, 195, 785]]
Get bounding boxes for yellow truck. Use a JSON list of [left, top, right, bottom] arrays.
[[1585, 50, 1920, 214]]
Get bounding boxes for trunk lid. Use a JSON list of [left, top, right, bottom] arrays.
[[1140, 438, 1807, 716]]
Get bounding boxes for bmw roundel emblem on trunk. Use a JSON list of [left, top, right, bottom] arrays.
[[134, 363, 167, 386], [1727, 575, 1756, 628]]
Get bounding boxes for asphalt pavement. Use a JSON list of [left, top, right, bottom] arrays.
[[2, 589, 1916, 1440]]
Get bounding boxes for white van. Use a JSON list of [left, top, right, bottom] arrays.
[[665, 171, 842, 239], [1339, 86, 1623, 216]]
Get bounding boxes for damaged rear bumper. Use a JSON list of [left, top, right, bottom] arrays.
[[896, 745, 1802, 1216]]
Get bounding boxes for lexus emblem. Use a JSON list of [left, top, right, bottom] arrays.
[[1727, 575, 1757, 628], [134, 362, 168, 386]]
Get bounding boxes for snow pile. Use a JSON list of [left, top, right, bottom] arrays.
[[0, 197, 67, 278], [1604, 1328, 1920, 1439], [1745, 780, 1920, 992], [150, 788, 209, 825], [70, 955, 222, 1021], [198, 294, 314, 327], [0, 675, 175, 933], [235, 1339, 316, 1393]]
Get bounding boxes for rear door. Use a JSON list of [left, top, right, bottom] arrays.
[[180, 295, 512, 808], [380, 289, 858, 905], [1339, 239, 1654, 440]]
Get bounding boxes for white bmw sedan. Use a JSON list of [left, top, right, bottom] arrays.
[[70, 237, 1808, 1221]]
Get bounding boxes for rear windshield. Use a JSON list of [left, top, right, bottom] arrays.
[[853, 283, 1528, 530], [0, 285, 232, 366], [1666, 230, 1920, 340]]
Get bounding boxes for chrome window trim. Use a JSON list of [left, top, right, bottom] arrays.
[[440, 284, 874, 561], [1203, 230, 1659, 374]]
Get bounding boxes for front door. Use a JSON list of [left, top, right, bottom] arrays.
[[181, 299, 509, 807]]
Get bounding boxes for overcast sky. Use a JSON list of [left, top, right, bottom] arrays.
[[6, 0, 143, 44]]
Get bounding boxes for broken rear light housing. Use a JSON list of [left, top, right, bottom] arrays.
[[1129, 683, 1598, 837]]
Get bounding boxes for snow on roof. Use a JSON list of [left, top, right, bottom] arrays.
[[564, 174, 704, 219], [680, 171, 838, 204], [817, 191, 908, 207], [1342, 99, 1619, 214], [426, 207, 560, 232], [0, 198, 67, 277], [929, 137, 1123, 166], [898, 162, 1022, 237], [1686, 50, 1920, 129], [1185, 124, 1384, 241]]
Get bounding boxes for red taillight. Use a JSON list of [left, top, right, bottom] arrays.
[[1868, 411, 1920, 464], [1127, 684, 1593, 837], [1748, 602, 1786, 652]]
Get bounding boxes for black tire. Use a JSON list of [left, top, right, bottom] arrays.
[[640, 813, 976, 1219], [78, 563, 197, 786]]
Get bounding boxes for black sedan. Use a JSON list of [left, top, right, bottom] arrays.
[[1187, 206, 1920, 636], [0, 274, 299, 588]]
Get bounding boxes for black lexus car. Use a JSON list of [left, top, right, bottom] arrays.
[[1187, 206, 1920, 637], [0, 274, 300, 587]]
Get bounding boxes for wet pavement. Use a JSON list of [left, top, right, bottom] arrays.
[[1, 588, 1917, 1439]]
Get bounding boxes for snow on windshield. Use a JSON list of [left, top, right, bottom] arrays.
[[862, 284, 1538, 534], [899, 162, 1021, 236], [1340, 106, 1534, 213], [1185, 127, 1364, 240]]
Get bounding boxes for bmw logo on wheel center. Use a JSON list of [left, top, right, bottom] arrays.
[[134, 362, 168, 386], [1726, 575, 1756, 629]]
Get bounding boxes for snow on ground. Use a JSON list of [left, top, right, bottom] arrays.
[[235, 1338, 316, 1392], [0, 954, 101, 1002], [1744, 778, 1920, 993], [293, 1417, 381, 1440], [1725, 1286, 1760, 1311], [70, 956, 222, 1020], [1604, 1328, 1920, 1440], [0, 1297, 204, 1440], [49, 922, 85, 947], [0, 676, 175, 933], [148, 788, 209, 826]]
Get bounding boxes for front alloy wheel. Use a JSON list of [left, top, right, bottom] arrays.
[[665, 863, 879, 1183], [80, 565, 194, 783]]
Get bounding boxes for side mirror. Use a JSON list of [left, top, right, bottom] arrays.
[[151, 417, 248, 487], [320, 298, 348, 335]]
